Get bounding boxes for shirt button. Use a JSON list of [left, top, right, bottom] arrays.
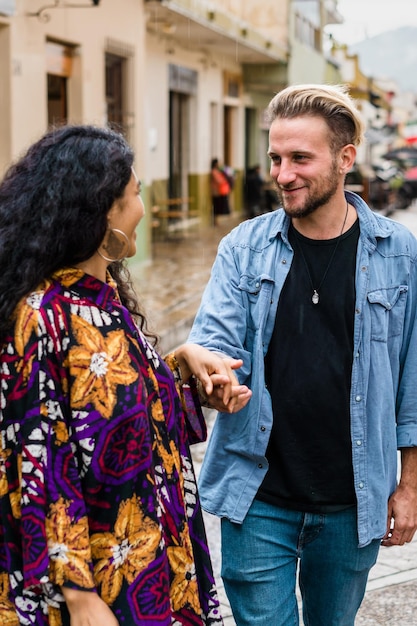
[[355, 308, 361, 314], [355, 395, 361, 402], [258, 463, 263, 469], [358, 482, 364, 489], [282, 259, 287, 264], [255, 282, 260, 288], [356, 440, 362, 446], [260, 426, 266, 432]]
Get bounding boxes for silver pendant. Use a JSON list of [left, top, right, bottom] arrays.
[[312, 290, 319, 305]]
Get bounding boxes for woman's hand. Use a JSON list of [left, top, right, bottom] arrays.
[[205, 365, 252, 413], [174, 343, 252, 412], [61, 587, 119, 626]]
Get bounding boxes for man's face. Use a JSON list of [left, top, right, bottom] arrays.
[[268, 115, 341, 219]]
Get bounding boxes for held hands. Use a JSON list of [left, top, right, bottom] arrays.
[[174, 343, 252, 413], [199, 357, 253, 413]]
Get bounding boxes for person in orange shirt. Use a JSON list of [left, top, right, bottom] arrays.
[[210, 158, 231, 225]]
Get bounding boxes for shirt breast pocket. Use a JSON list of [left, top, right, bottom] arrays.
[[367, 285, 408, 342], [238, 274, 273, 348], [238, 274, 262, 334]]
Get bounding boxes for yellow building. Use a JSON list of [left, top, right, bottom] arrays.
[[0, 0, 345, 262]]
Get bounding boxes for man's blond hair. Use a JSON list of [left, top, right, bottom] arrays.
[[267, 83, 365, 151]]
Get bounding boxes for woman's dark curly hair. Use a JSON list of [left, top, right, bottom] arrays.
[[0, 124, 157, 344]]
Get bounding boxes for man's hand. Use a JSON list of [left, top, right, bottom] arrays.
[[381, 447, 417, 547]]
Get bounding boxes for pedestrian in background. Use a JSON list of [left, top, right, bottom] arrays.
[[210, 158, 231, 225], [263, 175, 279, 212], [189, 84, 417, 625], [244, 164, 265, 218], [0, 125, 251, 625]]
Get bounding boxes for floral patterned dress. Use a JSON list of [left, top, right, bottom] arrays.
[[0, 268, 223, 625]]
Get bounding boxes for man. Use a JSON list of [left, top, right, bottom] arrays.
[[188, 84, 417, 625], [244, 164, 265, 218]]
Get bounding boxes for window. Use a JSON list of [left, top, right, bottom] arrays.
[[46, 40, 73, 127], [47, 74, 67, 126], [105, 52, 126, 135], [295, 12, 321, 51]]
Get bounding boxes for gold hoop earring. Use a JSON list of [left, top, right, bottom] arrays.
[[97, 228, 130, 263]]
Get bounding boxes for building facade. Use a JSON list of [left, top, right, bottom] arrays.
[[0, 0, 378, 265], [1, 0, 292, 262]]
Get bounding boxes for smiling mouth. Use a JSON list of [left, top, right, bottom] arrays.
[[281, 187, 304, 193]]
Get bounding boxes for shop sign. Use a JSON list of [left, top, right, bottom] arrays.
[[404, 121, 417, 145]]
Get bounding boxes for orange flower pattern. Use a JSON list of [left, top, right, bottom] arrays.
[[168, 528, 200, 614], [67, 314, 138, 419], [91, 494, 161, 604], [46, 497, 94, 589], [0, 268, 222, 625]]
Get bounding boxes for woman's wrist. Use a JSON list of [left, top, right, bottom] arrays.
[[165, 350, 190, 385], [61, 586, 97, 610], [61, 586, 119, 624]]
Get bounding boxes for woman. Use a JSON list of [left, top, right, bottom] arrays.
[[0, 125, 251, 625], [210, 159, 231, 225]]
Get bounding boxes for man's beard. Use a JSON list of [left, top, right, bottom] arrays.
[[277, 161, 339, 219]]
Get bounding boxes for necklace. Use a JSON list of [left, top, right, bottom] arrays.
[[293, 201, 349, 305]]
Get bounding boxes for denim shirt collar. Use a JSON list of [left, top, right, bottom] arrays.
[[270, 190, 394, 251]]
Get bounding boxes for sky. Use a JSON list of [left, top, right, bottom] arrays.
[[325, 0, 417, 46]]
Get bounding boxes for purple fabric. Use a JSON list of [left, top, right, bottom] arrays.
[[183, 379, 208, 445], [0, 268, 222, 625]]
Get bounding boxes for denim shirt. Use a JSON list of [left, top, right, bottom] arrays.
[[188, 191, 417, 547]]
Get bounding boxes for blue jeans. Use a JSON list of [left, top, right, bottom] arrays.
[[221, 499, 380, 626]]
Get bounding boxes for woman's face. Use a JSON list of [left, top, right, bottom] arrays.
[[108, 169, 145, 258]]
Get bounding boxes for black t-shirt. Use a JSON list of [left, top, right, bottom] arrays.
[[258, 219, 360, 512]]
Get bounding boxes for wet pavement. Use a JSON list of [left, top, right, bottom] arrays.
[[132, 205, 417, 625], [133, 213, 242, 354]]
